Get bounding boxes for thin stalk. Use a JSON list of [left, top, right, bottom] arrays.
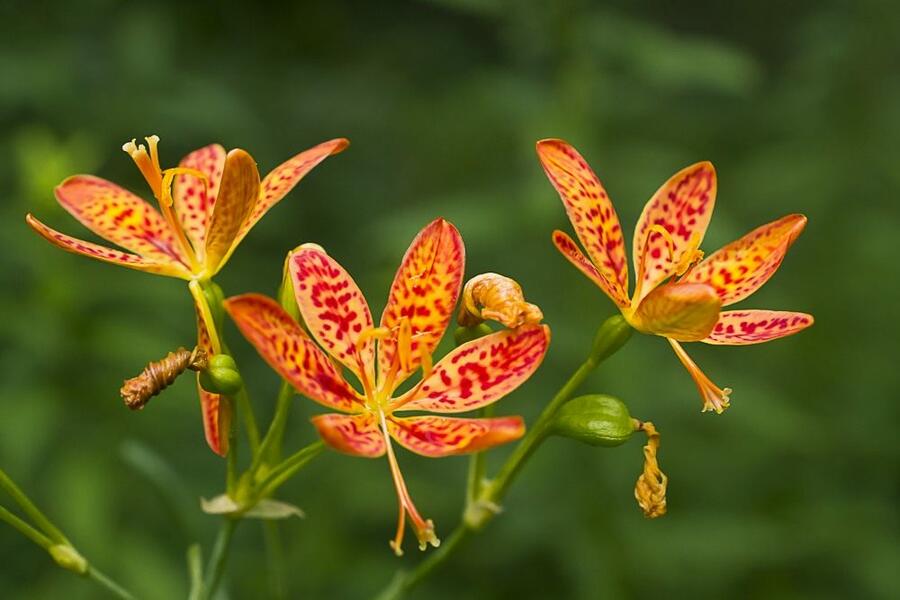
[[234, 385, 261, 454], [374, 527, 471, 600], [464, 405, 493, 507], [187, 544, 203, 600], [263, 521, 286, 600], [252, 381, 294, 473], [86, 566, 137, 600], [0, 467, 68, 544], [256, 441, 325, 499], [200, 518, 238, 600], [0, 504, 53, 549]]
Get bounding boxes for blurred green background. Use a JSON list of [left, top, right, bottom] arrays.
[[2, 0, 898, 598]]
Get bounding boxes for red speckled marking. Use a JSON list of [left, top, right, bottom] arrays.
[[685, 214, 807, 307], [633, 162, 717, 302], [397, 324, 550, 413], [537, 140, 629, 305], [232, 138, 349, 248], [54, 174, 189, 266], [552, 230, 629, 308], [379, 219, 465, 388], [290, 245, 374, 381], [387, 415, 525, 457], [703, 310, 814, 345], [26, 214, 191, 278], [311, 412, 385, 457], [224, 294, 363, 411], [194, 294, 230, 456], [204, 149, 260, 273], [173, 143, 226, 258]]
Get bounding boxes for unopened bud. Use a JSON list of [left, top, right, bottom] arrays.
[[458, 273, 543, 329], [199, 354, 243, 396], [551, 394, 634, 447], [633, 419, 667, 519], [590, 314, 632, 365], [49, 544, 88, 575], [121, 347, 208, 410]]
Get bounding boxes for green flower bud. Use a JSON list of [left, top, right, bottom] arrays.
[[552, 394, 634, 447], [49, 544, 88, 575], [454, 323, 493, 346], [590, 314, 633, 365], [199, 354, 243, 395]]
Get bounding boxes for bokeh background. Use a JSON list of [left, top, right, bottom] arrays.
[[2, 0, 898, 598]]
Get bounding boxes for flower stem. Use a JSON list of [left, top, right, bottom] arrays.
[[255, 440, 325, 500], [200, 518, 238, 600], [0, 503, 53, 549], [86, 566, 137, 600], [0, 467, 68, 544], [263, 521, 287, 599], [252, 380, 295, 473]]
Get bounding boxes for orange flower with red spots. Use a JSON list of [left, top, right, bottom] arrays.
[[224, 219, 550, 555], [538, 139, 812, 413], [26, 135, 348, 454]]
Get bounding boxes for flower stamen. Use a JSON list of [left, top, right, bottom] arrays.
[[378, 410, 439, 556], [122, 137, 164, 201], [668, 339, 731, 413]]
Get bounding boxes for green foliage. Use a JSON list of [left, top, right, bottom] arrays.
[[1, 0, 898, 598]]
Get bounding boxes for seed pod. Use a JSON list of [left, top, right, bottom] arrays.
[[121, 347, 208, 410], [551, 394, 634, 447], [199, 354, 244, 396]]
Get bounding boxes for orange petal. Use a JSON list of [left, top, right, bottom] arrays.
[[204, 149, 260, 273], [379, 219, 465, 388], [224, 294, 363, 412], [26, 214, 191, 278], [173, 144, 226, 259], [233, 138, 349, 249], [195, 295, 230, 456], [552, 230, 629, 308], [395, 324, 550, 413], [630, 282, 721, 342], [311, 412, 385, 457], [703, 310, 814, 345], [54, 174, 190, 267], [288, 245, 375, 383], [537, 140, 629, 305], [387, 415, 525, 457], [632, 162, 716, 304], [684, 214, 807, 306]]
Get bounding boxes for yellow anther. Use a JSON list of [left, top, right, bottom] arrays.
[[160, 167, 208, 209], [397, 319, 413, 373], [356, 326, 392, 355], [647, 224, 676, 262]]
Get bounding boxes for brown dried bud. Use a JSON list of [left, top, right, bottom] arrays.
[[633, 419, 668, 518], [120, 347, 208, 410], [458, 273, 543, 329]]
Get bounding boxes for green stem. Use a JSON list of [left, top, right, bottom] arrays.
[[87, 566, 137, 600], [187, 544, 203, 600], [0, 467, 68, 544], [200, 518, 238, 600], [465, 405, 493, 507], [0, 504, 53, 549], [263, 521, 286, 599], [252, 380, 294, 473], [256, 441, 325, 499], [234, 385, 261, 454]]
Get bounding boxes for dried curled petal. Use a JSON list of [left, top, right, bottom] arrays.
[[633, 419, 667, 518], [458, 272, 543, 329], [121, 347, 208, 410]]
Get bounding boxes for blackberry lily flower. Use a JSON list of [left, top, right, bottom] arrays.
[[537, 139, 813, 413], [26, 135, 348, 453], [225, 219, 550, 555]]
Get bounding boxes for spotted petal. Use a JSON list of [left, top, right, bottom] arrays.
[[387, 415, 525, 457], [629, 282, 721, 342], [703, 310, 814, 345], [633, 162, 717, 304], [26, 214, 191, 278], [685, 214, 807, 306], [289, 244, 375, 381], [224, 294, 363, 412], [195, 298, 230, 456], [233, 138, 349, 249], [537, 140, 629, 305], [204, 150, 260, 274], [311, 413, 385, 457], [396, 324, 550, 413], [379, 219, 465, 387], [173, 144, 226, 259], [54, 175, 190, 267], [552, 230, 629, 308]]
